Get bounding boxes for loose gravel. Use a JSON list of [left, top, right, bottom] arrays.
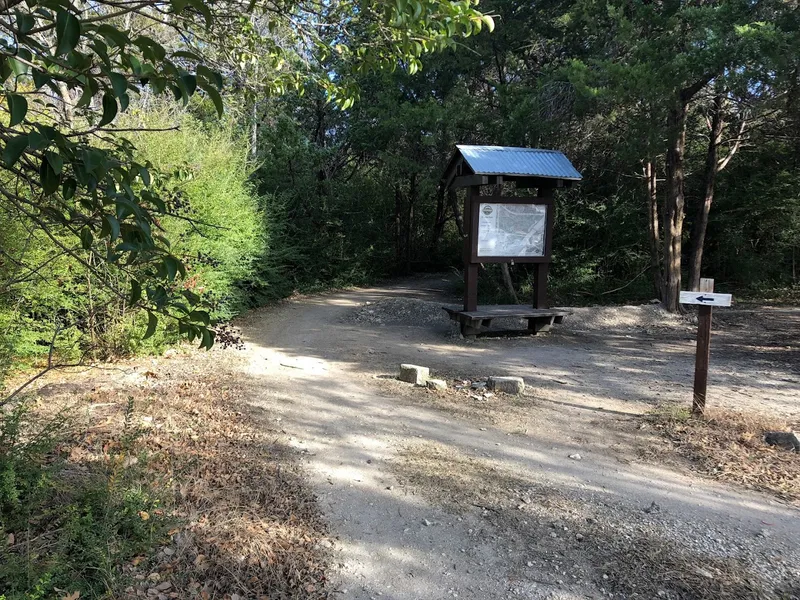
[[345, 297, 696, 334]]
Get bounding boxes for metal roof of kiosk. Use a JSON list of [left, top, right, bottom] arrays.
[[442, 145, 582, 190]]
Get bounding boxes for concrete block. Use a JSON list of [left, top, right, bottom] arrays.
[[488, 376, 525, 394], [399, 364, 430, 385], [427, 379, 447, 391]]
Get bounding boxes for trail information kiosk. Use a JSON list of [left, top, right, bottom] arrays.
[[441, 145, 582, 336]]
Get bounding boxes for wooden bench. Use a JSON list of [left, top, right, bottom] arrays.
[[443, 305, 570, 337]]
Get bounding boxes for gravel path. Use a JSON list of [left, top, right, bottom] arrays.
[[235, 277, 800, 599]]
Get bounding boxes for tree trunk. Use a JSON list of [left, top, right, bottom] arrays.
[[449, 189, 465, 237], [644, 159, 662, 298], [663, 100, 689, 312], [250, 99, 258, 160], [249, 17, 259, 160], [661, 74, 717, 311], [489, 182, 519, 302], [394, 183, 402, 265], [55, 81, 75, 127], [689, 94, 724, 291], [788, 64, 800, 154], [405, 174, 417, 273], [431, 184, 448, 258], [500, 263, 520, 304]]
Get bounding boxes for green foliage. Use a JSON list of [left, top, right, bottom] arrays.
[[0, 0, 228, 357], [0, 203, 87, 370], [248, 0, 798, 309], [126, 109, 266, 321], [707, 138, 800, 288], [0, 108, 266, 366], [0, 400, 169, 599], [252, 112, 393, 296], [1, 0, 797, 380], [0, 1, 230, 345], [0, 0, 494, 386]]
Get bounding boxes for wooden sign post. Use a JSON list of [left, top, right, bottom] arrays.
[[679, 279, 732, 415]]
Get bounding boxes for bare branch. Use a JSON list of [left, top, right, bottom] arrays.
[[717, 117, 748, 172]]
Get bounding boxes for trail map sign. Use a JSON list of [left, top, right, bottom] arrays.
[[477, 203, 547, 258]]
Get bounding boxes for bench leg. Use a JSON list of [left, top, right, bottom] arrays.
[[461, 318, 491, 337], [526, 318, 538, 334], [528, 316, 555, 334], [461, 323, 480, 337]]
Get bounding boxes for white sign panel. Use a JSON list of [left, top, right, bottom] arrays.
[[477, 203, 547, 258], [679, 292, 732, 307]]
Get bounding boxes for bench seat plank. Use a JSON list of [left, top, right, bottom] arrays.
[[442, 305, 570, 337]]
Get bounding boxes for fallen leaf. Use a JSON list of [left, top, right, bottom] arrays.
[[138, 510, 150, 521], [61, 592, 80, 600]]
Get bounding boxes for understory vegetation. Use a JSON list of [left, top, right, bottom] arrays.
[[1, 399, 170, 599], [1, 354, 328, 600], [644, 407, 800, 506], [2, 108, 265, 371]]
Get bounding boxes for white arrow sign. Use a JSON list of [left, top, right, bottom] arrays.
[[679, 291, 732, 307]]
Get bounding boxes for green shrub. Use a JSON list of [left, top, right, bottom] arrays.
[[0, 107, 266, 378], [0, 399, 169, 599], [0, 204, 86, 376], [125, 109, 266, 321]]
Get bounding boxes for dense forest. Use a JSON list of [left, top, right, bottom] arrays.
[[1, 0, 798, 378]]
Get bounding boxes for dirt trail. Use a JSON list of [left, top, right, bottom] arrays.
[[235, 277, 800, 600]]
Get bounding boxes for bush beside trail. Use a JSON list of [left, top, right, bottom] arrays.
[[0, 350, 329, 600], [0, 110, 265, 374]]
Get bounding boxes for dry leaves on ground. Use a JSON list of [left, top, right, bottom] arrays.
[[645, 407, 799, 505], [28, 353, 330, 600]]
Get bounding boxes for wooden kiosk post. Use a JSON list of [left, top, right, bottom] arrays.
[[533, 184, 556, 309], [463, 185, 479, 312], [441, 146, 582, 337]]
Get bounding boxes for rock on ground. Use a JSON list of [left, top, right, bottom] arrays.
[[488, 376, 525, 394], [399, 364, 429, 385], [426, 379, 447, 391]]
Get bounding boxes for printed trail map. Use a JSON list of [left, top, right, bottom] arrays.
[[477, 203, 547, 257]]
